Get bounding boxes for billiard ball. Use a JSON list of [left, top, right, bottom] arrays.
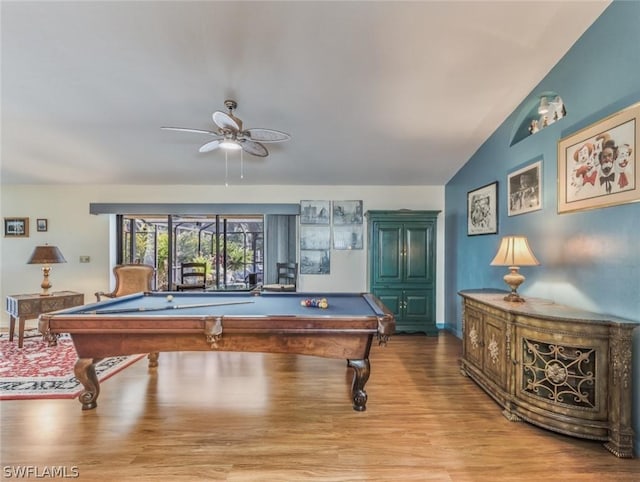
[[166, 295, 174, 302]]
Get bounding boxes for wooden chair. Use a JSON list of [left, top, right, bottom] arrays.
[[175, 262, 207, 291], [263, 262, 297, 292], [95, 264, 154, 301]]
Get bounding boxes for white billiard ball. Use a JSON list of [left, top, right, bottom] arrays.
[[166, 295, 174, 302]]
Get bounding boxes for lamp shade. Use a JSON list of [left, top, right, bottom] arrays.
[[27, 245, 67, 265], [490, 236, 539, 267]]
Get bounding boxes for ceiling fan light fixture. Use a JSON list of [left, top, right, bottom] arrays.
[[220, 139, 242, 150]]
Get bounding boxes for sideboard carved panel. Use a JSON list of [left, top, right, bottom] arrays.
[[459, 289, 638, 458]]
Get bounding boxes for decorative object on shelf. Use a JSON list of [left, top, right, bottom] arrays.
[[300, 200, 330, 224], [27, 244, 67, 296], [507, 160, 542, 216], [512, 91, 567, 145], [4, 217, 29, 237], [161, 99, 290, 186], [558, 101, 639, 214], [36, 218, 48, 232], [529, 95, 565, 136], [490, 236, 539, 302], [467, 182, 498, 236]]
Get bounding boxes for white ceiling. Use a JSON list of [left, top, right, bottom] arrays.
[[1, 1, 610, 186]]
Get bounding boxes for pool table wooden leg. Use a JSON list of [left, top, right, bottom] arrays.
[[347, 358, 370, 411], [74, 358, 101, 410]]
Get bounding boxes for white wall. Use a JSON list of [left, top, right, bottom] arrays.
[[1, 184, 445, 328]]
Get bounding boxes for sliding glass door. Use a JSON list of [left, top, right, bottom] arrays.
[[119, 214, 263, 290]]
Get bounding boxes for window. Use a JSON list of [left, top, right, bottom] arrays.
[[119, 214, 263, 290]]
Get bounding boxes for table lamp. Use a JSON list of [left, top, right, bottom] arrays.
[[27, 244, 67, 296], [490, 236, 539, 302]]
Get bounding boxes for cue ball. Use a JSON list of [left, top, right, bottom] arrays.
[[166, 295, 174, 302]]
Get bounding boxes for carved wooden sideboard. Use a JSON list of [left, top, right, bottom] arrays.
[[459, 289, 638, 458]]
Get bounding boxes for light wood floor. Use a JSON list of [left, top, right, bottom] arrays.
[[1, 331, 638, 481]]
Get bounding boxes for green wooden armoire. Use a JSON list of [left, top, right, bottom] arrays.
[[366, 210, 439, 335]]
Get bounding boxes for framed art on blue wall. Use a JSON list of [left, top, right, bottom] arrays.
[[508, 160, 542, 216], [467, 182, 498, 236], [558, 101, 640, 213]]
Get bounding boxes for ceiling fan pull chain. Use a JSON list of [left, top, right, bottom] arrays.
[[225, 150, 229, 187], [240, 149, 244, 179]]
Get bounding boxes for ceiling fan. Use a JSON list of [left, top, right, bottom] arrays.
[[161, 99, 290, 157]]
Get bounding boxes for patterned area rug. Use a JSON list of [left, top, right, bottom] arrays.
[[0, 333, 145, 400]]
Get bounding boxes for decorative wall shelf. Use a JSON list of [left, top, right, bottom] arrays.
[[510, 91, 566, 146]]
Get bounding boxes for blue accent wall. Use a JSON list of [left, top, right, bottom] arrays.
[[444, 1, 640, 456]]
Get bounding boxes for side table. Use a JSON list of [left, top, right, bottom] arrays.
[[6, 291, 84, 348]]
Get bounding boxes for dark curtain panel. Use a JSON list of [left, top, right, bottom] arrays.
[[264, 215, 297, 284]]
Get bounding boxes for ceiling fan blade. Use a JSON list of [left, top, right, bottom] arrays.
[[212, 111, 240, 131], [199, 140, 222, 153], [240, 140, 269, 157], [245, 128, 291, 143], [161, 127, 221, 137]]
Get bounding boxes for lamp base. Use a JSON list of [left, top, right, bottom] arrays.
[[503, 267, 526, 303], [40, 266, 52, 296], [503, 292, 525, 303]]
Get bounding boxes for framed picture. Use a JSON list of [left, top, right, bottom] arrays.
[[508, 161, 542, 216], [333, 225, 363, 250], [300, 250, 330, 274], [4, 217, 29, 237], [300, 200, 330, 224], [558, 101, 640, 213], [332, 200, 363, 225], [467, 182, 498, 236], [300, 225, 331, 250], [37, 218, 48, 232]]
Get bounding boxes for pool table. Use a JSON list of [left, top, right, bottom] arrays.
[[38, 291, 395, 411]]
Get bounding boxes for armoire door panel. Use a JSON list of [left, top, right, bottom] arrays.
[[404, 290, 430, 321], [405, 223, 434, 283], [375, 224, 403, 283], [374, 289, 402, 319]]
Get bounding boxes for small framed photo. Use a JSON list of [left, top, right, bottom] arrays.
[[333, 225, 363, 250], [4, 217, 29, 237], [558, 101, 639, 213], [37, 218, 48, 232], [300, 250, 330, 274], [300, 200, 330, 224], [332, 200, 363, 225], [508, 161, 542, 216], [467, 182, 498, 236], [300, 225, 331, 250]]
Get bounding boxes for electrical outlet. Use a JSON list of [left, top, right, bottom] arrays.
[[79, 256, 90, 263]]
